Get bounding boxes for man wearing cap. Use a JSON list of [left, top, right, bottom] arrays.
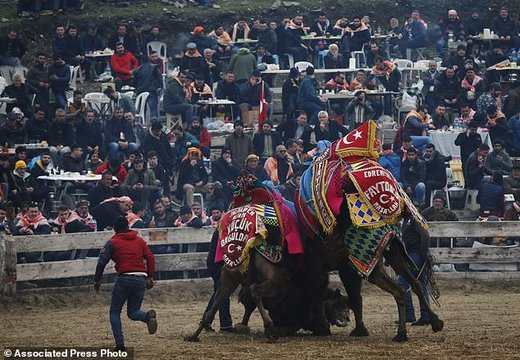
[[190, 26, 217, 54], [211, 148, 240, 202], [242, 154, 269, 182], [436, 9, 465, 58], [0, 112, 25, 147], [253, 121, 282, 163], [181, 42, 206, 77], [75, 200, 97, 231], [224, 120, 254, 167], [176, 148, 208, 206], [164, 71, 196, 125], [8, 160, 34, 207], [264, 144, 294, 188], [94, 215, 157, 352], [175, 205, 204, 228], [422, 193, 458, 223], [91, 196, 133, 231]]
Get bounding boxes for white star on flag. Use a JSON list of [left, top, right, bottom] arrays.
[[353, 130, 363, 139], [237, 245, 243, 251]]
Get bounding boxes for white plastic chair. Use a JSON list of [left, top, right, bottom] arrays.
[[282, 53, 295, 69], [294, 61, 314, 73], [69, 65, 81, 91], [392, 59, 413, 69], [13, 66, 28, 82], [134, 91, 150, 125], [431, 167, 452, 209], [147, 41, 168, 75], [0, 65, 15, 86]]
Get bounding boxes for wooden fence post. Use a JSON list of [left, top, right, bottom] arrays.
[[0, 235, 17, 296]]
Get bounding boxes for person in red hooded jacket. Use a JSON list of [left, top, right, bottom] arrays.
[[94, 215, 157, 351]]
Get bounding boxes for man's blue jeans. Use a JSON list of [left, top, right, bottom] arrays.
[[410, 135, 432, 154], [108, 142, 138, 158], [147, 93, 159, 119], [413, 182, 426, 206], [396, 250, 430, 322], [204, 266, 233, 330], [110, 275, 147, 347], [53, 90, 67, 110]]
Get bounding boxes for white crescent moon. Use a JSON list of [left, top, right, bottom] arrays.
[[342, 134, 354, 145], [227, 243, 236, 254], [379, 194, 389, 204]]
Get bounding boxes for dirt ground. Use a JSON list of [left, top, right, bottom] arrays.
[[1, 279, 520, 360]]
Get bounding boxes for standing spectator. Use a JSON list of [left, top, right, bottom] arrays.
[[163, 71, 195, 125], [49, 109, 74, 165], [490, 7, 519, 50], [281, 67, 300, 121], [76, 110, 103, 157], [297, 66, 327, 125], [228, 47, 256, 84], [104, 106, 138, 158], [396, 215, 431, 325], [1, 74, 34, 117], [0, 29, 26, 66], [314, 111, 348, 142], [253, 121, 282, 162], [93, 215, 157, 352], [484, 141, 512, 176], [476, 83, 502, 120], [224, 120, 254, 167], [465, 143, 491, 189], [378, 143, 401, 182], [48, 54, 70, 111], [188, 117, 212, 159], [62, 26, 92, 81], [264, 144, 293, 187], [401, 148, 426, 207], [422, 144, 447, 206], [477, 172, 505, 217], [454, 121, 482, 176], [141, 121, 174, 174], [421, 61, 441, 113], [111, 42, 139, 90], [176, 148, 208, 206], [25, 52, 50, 113], [124, 158, 158, 210], [132, 51, 163, 119], [127, 203, 146, 229]]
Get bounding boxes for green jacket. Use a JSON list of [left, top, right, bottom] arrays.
[[124, 168, 157, 190], [228, 48, 256, 82]]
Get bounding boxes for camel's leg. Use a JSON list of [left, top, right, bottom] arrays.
[[368, 262, 408, 342], [339, 261, 369, 337], [386, 244, 444, 333], [185, 268, 243, 342], [235, 286, 255, 334], [249, 281, 279, 340]]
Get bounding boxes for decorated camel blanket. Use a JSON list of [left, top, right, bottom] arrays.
[[298, 120, 428, 276]]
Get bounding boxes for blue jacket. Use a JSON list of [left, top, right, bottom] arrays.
[[477, 180, 504, 216], [76, 120, 104, 150], [297, 76, 320, 105], [48, 62, 70, 92], [509, 115, 520, 150], [379, 151, 401, 181]]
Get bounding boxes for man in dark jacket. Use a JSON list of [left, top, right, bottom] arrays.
[[214, 71, 240, 119], [180, 42, 206, 76], [49, 109, 74, 165], [0, 29, 26, 66], [314, 111, 348, 142], [48, 54, 70, 110], [132, 51, 163, 119], [88, 171, 123, 207], [281, 67, 300, 121], [491, 7, 519, 49], [91, 196, 133, 231], [1, 74, 34, 117], [25, 52, 50, 113], [108, 24, 138, 56], [140, 121, 174, 172], [454, 121, 482, 176], [242, 154, 269, 182], [401, 148, 426, 206], [434, 67, 461, 112], [176, 148, 209, 205], [224, 120, 254, 167], [62, 26, 92, 81], [25, 108, 50, 142], [278, 111, 313, 151], [0, 112, 25, 147], [94, 215, 157, 351], [422, 144, 447, 206], [252, 121, 282, 162], [239, 70, 272, 127], [163, 71, 195, 124], [464, 143, 492, 189], [211, 148, 239, 202], [76, 110, 104, 157], [477, 172, 505, 217], [435, 10, 465, 58], [105, 106, 138, 158], [297, 67, 327, 125]]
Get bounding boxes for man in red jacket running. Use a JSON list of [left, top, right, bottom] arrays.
[[94, 216, 157, 351]]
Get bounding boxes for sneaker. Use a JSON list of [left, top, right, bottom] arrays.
[[145, 310, 158, 334], [411, 318, 430, 326]]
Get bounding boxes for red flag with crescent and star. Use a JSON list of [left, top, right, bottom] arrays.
[[258, 81, 269, 130], [334, 120, 380, 161]]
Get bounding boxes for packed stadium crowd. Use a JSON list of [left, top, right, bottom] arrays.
[[1, 3, 520, 251]]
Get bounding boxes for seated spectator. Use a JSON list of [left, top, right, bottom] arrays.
[[349, 69, 367, 91], [0, 112, 25, 147], [281, 67, 300, 121], [67, 90, 88, 125], [491, 7, 519, 50], [215, 71, 241, 118], [48, 54, 71, 110], [286, 139, 304, 173], [431, 104, 450, 129], [175, 205, 203, 228], [460, 103, 476, 124], [80, 24, 106, 76], [257, 21, 278, 55], [0, 203, 13, 235], [484, 140, 512, 176], [189, 26, 217, 54], [435, 9, 465, 58], [50, 205, 93, 234], [201, 48, 222, 88], [402, 106, 433, 153], [209, 25, 233, 57], [161, 195, 180, 218], [365, 42, 389, 67], [105, 106, 138, 159], [324, 44, 346, 80], [211, 148, 239, 202], [378, 143, 401, 182], [253, 121, 282, 162], [61, 144, 86, 173], [253, 43, 274, 67], [401, 148, 426, 207], [103, 86, 136, 115], [164, 71, 196, 124], [14, 202, 51, 236], [434, 67, 461, 113], [242, 154, 269, 182], [189, 74, 213, 116], [297, 66, 327, 125], [172, 125, 199, 167], [503, 165, 520, 199], [176, 147, 209, 206], [108, 24, 138, 56], [465, 143, 492, 189], [186, 117, 210, 159], [147, 151, 170, 198], [477, 172, 505, 217], [264, 144, 293, 187], [90, 196, 133, 231], [282, 172, 301, 202], [51, 25, 66, 58], [422, 193, 458, 246], [74, 199, 97, 231], [88, 170, 125, 207], [239, 70, 272, 128], [345, 90, 374, 131], [25, 108, 49, 144], [485, 105, 509, 146], [149, 200, 177, 228], [314, 111, 348, 142], [476, 83, 502, 120], [278, 111, 313, 152], [342, 16, 371, 53], [1, 74, 34, 117], [48, 108, 74, 166], [76, 110, 103, 157], [95, 157, 128, 185], [181, 42, 206, 77], [503, 194, 520, 221], [423, 144, 447, 206], [205, 182, 228, 215], [127, 202, 146, 229], [279, 15, 309, 63], [207, 205, 224, 228], [8, 161, 34, 208], [0, 29, 26, 66], [224, 120, 253, 167], [62, 26, 92, 81], [87, 152, 103, 173], [28, 150, 51, 201], [9, 146, 27, 170], [141, 121, 174, 175], [191, 201, 210, 226], [231, 19, 250, 43], [124, 158, 158, 210], [110, 42, 139, 90], [460, 68, 484, 110]]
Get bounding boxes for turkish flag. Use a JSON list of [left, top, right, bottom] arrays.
[[334, 120, 380, 160], [258, 81, 268, 130]]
